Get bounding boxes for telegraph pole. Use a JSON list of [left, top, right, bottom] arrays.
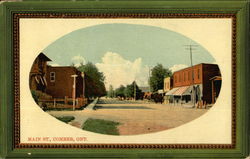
[[71, 74, 78, 111], [185, 45, 198, 108], [134, 81, 136, 101], [148, 66, 151, 92]]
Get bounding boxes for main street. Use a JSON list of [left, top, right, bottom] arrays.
[[94, 97, 208, 135], [48, 97, 208, 135]]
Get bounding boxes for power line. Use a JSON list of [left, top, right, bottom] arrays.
[[184, 45, 198, 108]]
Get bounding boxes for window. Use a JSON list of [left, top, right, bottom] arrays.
[[175, 75, 178, 83], [184, 72, 186, 81], [188, 71, 191, 81], [50, 72, 55, 82]]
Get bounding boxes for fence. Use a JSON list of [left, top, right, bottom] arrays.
[[38, 96, 88, 109]]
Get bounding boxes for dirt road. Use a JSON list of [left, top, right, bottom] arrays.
[[48, 97, 208, 135]]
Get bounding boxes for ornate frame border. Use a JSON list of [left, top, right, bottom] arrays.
[[13, 13, 237, 149]]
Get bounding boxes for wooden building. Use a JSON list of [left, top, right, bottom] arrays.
[[166, 63, 221, 105], [163, 77, 173, 104], [163, 77, 173, 93], [29, 53, 51, 92]]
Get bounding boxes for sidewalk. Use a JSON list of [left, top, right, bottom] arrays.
[[47, 98, 99, 128], [85, 98, 99, 110]]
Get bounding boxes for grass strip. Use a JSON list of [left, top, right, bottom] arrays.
[[82, 118, 120, 135], [56, 116, 75, 123]]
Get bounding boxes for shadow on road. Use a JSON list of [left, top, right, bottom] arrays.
[[94, 106, 153, 110], [97, 99, 150, 105]]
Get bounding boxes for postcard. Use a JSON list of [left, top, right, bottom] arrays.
[[18, 17, 233, 147]]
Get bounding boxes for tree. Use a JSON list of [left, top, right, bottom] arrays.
[[107, 85, 115, 98], [77, 62, 105, 82], [115, 85, 126, 98], [124, 81, 142, 100], [77, 62, 106, 97], [149, 64, 172, 92]]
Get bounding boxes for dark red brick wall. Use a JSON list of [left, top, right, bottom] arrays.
[[46, 66, 83, 98], [172, 63, 221, 104], [173, 64, 203, 87]]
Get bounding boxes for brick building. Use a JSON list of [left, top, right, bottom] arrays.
[[29, 53, 88, 109], [165, 63, 221, 105], [46, 66, 85, 99]]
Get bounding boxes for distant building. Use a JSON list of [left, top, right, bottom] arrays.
[[46, 66, 85, 99], [165, 63, 221, 105], [29, 53, 51, 92], [163, 77, 173, 93], [139, 86, 150, 93], [163, 77, 173, 104]]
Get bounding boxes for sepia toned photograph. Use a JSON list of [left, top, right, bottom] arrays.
[[28, 21, 222, 136]]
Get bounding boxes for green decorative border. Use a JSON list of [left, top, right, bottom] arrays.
[[12, 12, 237, 150], [0, 1, 249, 158]]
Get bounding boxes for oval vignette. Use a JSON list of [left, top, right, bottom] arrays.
[[29, 23, 222, 136]]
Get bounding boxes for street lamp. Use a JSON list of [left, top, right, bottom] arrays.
[[71, 74, 78, 111]]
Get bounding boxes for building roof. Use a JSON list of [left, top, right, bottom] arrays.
[[173, 63, 218, 74], [210, 76, 222, 81], [47, 65, 82, 73], [38, 52, 52, 61], [48, 66, 76, 69], [164, 76, 171, 80]]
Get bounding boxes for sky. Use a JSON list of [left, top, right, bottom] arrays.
[[42, 23, 215, 89]]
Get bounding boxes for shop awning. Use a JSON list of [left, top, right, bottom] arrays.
[[166, 86, 193, 96], [182, 86, 193, 96], [165, 87, 179, 96], [172, 86, 190, 96]]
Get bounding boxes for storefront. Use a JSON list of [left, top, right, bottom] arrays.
[[210, 76, 222, 104], [165, 84, 203, 105]]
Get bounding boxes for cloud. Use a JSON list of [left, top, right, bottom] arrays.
[[96, 52, 149, 89], [170, 64, 189, 73], [71, 55, 86, 67], [48, 62, 60, 66]]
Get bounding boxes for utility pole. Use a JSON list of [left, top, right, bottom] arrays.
[[185, 45, 198, 108], [148, 66, 151, 92], [71, 74, 78, 111], [81, 72, 85, 98], [134, 81, 136, 101]]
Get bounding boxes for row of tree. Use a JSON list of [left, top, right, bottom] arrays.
[[74, 62, 171, 98], [107, 64, 172, 99], [107, 81, 143, 100]]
